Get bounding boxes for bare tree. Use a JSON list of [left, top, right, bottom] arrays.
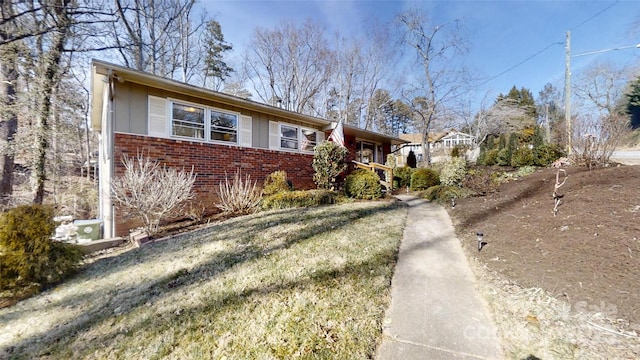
[[398, 11, 469, 165], [571, 61, 632, 165], [244, 19, 334, 114]]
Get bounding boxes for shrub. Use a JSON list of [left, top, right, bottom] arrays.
[[0, 205, 83, 292], [344, 169, 382, 200], [511, 147, 534, 167], [312, 141, 348, 190], [534, 144, 565, 167], [262, 190, 339, 210], [440, 157, 467, 187], [463, 169, 499, 195], [111, 154, 196, 234], [422, 185, 474, 203], [407, 150, 417, 168], [394, 166, 414, 189], [263, 171, 291, 196], [451, 146, 461, 158], [216, 170, 263, 215], [410, 168, 440, 191], [483, 148, 499, 166], [496, 147, 511, 166]]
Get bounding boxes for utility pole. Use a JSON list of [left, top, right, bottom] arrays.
[[564, 31, 572, 155]]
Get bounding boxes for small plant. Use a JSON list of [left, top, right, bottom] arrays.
[[394, 166, 414, 189], [410, 168, 440, 191], [440, 157, 467, 187], [344, 169, 382, 200], [463, 169, 500, 195], [216, 170, 263, 214], [483, 148, 499, 166], [422, 185, 473, 203], [0, 205, 83, 293], [111, 154, 196, 235], [312, 141, 348, 190], [263, 171, 292, 196], [511, 147, 534, 167], [534, 144, 565, 167], [262, 190, 339, 210]]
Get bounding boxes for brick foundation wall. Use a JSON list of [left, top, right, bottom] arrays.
[[113, 133, 316, 235]]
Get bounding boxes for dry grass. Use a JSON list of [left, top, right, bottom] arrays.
[[0, 200, 405, 359], [462, 244, 640, 359]]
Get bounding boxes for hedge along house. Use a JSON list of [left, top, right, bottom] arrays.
[[91, 60, 406, 238]]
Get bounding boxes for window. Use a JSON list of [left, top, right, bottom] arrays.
[[280, 124, 298, 150], [172, 103, 204, 139], [210, 110, 237, 143], [170, 101, 239, 144], [300, 128, 317, 152]]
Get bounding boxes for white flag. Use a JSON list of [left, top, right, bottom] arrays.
[[328, 119, 345, 147]]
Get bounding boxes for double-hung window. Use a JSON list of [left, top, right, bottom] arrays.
[[171, 101, 238, 144], [172, 103, 205, 139], [280, 124, 299, 150], [210, 110, 238, 143], [300, 128, 317, 152]]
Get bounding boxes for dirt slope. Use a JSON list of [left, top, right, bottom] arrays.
[[448, 165, 640, 326]]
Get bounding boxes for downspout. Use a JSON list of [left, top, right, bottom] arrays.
[[99, 70, 114, 238]]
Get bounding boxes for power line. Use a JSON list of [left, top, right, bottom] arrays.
[[474, 0, 619, 91]]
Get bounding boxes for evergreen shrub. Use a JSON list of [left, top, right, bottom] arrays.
[[511, 147, 534, 167], [394, 166, 414, 189], [262, 190, 339, 210], [483, 149, 499, 166], [422, 185, 473, 203], [263, 171, 292, 196], [440, 157, 467, 187], [410, 168, 440, 191], [0, 205, 83, 292], [534, 144, 565, 167], [344, 169, 382, 200]]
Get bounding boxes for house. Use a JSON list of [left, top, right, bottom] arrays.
[[90, 60, 406, 237], [395, 130, 476, 166]]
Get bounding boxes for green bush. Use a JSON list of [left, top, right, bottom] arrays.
[[511, 147, 534, 167], [344, 169, 382, 200], [534, 144, 565, 167], [496, 147, 511, 166], [440, 157, 467, 187], [422, 185, 473, 203], [394, 166, 414, 189], [410, 168, 440, 191], [312, 141, 348, 190], [483, 149, 499, 166], [0, 205, 83, 292], [261, 190, 339, 210], [263, 171, 292, 196]]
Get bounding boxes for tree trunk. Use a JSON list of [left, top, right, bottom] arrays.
[[0, 54, 18, 203], [33, 6, 70, 204], [0, 0, 20, 205]]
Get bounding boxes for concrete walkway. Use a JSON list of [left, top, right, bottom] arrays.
[[376, 195, 503, 360]]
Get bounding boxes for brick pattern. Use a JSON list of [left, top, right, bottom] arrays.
[[113, 133, 316, 235]]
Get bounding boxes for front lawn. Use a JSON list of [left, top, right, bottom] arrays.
[[0, 200, 405, 359]]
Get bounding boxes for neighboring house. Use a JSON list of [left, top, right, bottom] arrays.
[[395, 130, 476, 166], [91, 60, 406, 237]]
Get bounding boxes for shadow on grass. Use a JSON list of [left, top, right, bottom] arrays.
[[0, 201, 402, 358]]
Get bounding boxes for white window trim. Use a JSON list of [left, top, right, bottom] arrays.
[[279, 123, 299, 152], [169, 98, 240, 145]]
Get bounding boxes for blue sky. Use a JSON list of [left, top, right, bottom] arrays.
[[206, 0, 640, 110]]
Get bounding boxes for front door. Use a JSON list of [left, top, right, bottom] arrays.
[[357, 141, 375, 163]]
